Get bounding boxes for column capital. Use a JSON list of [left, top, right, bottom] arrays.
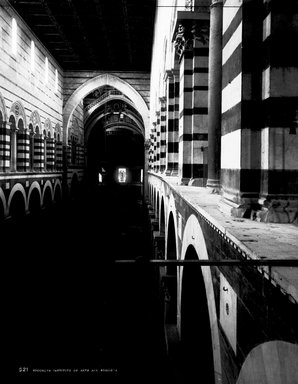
[[211, 0, 223, 8], [164, 70, 174, 81]]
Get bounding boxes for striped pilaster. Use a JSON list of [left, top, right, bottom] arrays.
[[0, 123, 10, 171], [178, 48, 193, 184], [46, 138, 55, 171], [149, 131, 154, 170], [156, 112, 161, 172], [152, 123, 157, 172], [16, 130, 30, 172], [172, 71, 180, 175], [159, 97, 167, 173], [165, 71, 175, 175], [78, 144, 85, 167], [33, 134, 45, 171], [221, 0, 263, 204], [259, 0, 298, 207], [190, 20, 209, 186], [55, 141, 63, 171], [67, 141, 72, 166]]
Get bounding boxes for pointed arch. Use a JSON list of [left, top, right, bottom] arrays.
[[63, 74, 150, 143], [44, 118, 53, 137], [0, 92, 7, 123], [179, 214, 222, 384], [29, 110, 41, 130], [9, 101, 27, 129]]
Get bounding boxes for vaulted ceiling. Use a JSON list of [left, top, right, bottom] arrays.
[[9, 0, 156, 71]]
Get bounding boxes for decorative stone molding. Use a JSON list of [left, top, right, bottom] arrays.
[[172, 11, 210, 60]]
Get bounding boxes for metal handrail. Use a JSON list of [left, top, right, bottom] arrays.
[[114, 259, 298, 267]]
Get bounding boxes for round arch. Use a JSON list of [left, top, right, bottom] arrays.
[[8, 184, 27, 211], [41, 180, 54, 206], [237, 340, 298, 384], [156, 190, 160, 218], [8, 184, 27, 218], [27, 181, 42, 210], [63, 74, 150, 143], [85, 110, 144, 144], [179, 214, 222, 384], [28, 187, 42, 215], [0, 187, 7, 218], [53, 181, 62, 204], [160, 197, 165, 236]]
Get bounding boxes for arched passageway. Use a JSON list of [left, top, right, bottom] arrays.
[[163, 212, 178, 357], [54, 184, 62, 205], [9, 191, 26, 220], [180, 245, 215, 383], [28, 188, 41, 216], [43, 186, 52, 209], [160, 198, 165, 236]]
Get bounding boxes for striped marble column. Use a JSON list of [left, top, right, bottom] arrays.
[[33, 134, 45, 171], [149, 132, 154, 170], [0, 122, 10, 171], [16, 130, 30, 172], [77, 144, 81, 167], [172, 70, 180, 175], [78, 144, 85, 167], [221, 0, 263, 211], [156, 112, 161, 173], [152, 122, 157, 172], [190, 18, 209, 186], [159, 97, 167, 173], [55, 141, 63, 171], [46, 138, 55, 171], [165, 71, 175, 175], [178, 45, 193, 185], [258, 0, 298, 222], [67, 141, 72, 166]]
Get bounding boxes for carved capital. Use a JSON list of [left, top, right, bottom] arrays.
[[191, 21, 210, 46], [144, 139, 151, 150], [174, 23, 193, 58]]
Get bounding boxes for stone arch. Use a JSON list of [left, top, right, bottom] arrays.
[[55, 123, 62, 141], [63, 74, 150, 143], [236, 341, 298, 384], [27, 181, 42, 210], [0, 187, 7, 219], [29, 110, 41, 131], [28, 184, 42, 215], [8, 184, 27, 218], [0, 92, 7, 123], [160, 196, 165, 236], [9, 100, 27, 129], [42, 180, 54, 207], [84, 109, 144, 144], [53, 180, 62, 204], [44, 118, 53, 137], [179, 214, 222, 384], [156, 190, 160, 218], [70, 172, 79, 200]]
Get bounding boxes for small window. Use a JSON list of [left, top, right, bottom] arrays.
[[45, 56, 49, 83], [11, 18, 17, 55], [30, 40, 35, 71], [55, 68, 58, 92]]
